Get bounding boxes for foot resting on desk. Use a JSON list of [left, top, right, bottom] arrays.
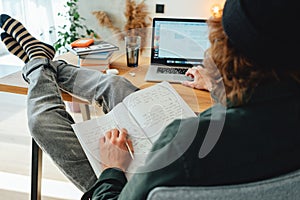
[[1, 32, 29, 63], [0, 14, 55, 60]]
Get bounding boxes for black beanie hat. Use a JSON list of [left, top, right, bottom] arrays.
[[222, 0, 299, 69]]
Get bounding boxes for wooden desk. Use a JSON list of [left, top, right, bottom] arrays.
[[0, 66, 80, 102], [56, 52, 213, 113], [0, 52, 212, 113]]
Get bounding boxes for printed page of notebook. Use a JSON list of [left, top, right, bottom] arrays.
[[123, 81, 196, 143]]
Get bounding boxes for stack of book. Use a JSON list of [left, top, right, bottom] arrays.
[[66, 40, 119, 71], [79, 51, 113, 71]]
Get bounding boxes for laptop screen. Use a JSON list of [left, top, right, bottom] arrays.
[[151, 17, 209, 67]]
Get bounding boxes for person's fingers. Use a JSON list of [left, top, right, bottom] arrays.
[[110, 129, 119, 144], [100, 136, 105, 144], [185, 72, 194, 78], [185, 67, 198, 76], [105, 130, 112, 140], [119, 128, 128, 142], [121, 128, 128, 134], [185, 68, 192, 75], [182, 80, 195, 88], [111, 128, 120, 138]]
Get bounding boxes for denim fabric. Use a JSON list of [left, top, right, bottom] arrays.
[[22, 58, 138, 191]]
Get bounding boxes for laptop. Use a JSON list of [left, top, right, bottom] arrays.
[[144, 17, 209, 83]]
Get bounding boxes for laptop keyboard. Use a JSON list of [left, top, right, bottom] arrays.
[[157, 67, 188, 75]]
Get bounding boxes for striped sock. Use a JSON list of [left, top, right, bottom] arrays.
[[1, 32, 29, 63], [0, 14, 55, 60]]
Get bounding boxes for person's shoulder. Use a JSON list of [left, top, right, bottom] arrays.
[[199, 103, 227, 122], [150, 117, 199, 151], [150, 104, 230, 152], [153, 104, 228, 147]]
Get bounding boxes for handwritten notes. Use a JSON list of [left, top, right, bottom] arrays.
[[71, 81, 196, 175]]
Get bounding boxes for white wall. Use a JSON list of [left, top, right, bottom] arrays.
[[78, 0, 131, 39], [153, 0, 225, 19], [78, 0, 225, 34], [77, 0, 225, 56]]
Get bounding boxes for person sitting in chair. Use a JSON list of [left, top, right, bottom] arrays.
[[1, 0, 299, 199]]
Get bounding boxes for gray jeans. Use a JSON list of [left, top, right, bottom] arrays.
[[22, 58, 138, 192]]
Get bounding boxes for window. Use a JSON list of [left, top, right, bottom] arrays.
[[0, 0, 67, 55]]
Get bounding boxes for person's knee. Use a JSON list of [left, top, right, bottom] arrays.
[[106, 75, 127, 85], [107, 75, 138, 92], [28, 109, 68, 141], [28, 112, 48, 140]]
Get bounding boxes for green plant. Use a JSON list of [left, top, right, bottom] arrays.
[[54, 0, 98, 54]]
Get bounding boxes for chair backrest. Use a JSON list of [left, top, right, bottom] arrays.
[[147, 169, 300, 200]]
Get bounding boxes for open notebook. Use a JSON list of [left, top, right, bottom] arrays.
[[71, 82, 196, 176], [145, 17, 209, 83]]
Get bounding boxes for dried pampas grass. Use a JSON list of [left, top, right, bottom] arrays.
[[124, 0, 151, 52], [92, 11, 123, 40], [124, 0, 150, 31], [93, 0, 151, 52]]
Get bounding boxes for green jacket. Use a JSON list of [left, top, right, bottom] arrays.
[[82, 80, 300, 200]]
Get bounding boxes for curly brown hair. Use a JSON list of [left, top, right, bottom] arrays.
[[205, 16, 300, 106]]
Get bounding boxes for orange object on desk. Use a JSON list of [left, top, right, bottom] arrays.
[[70, 38, 94, 48]]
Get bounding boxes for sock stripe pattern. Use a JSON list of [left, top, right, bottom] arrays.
[[24, 40, 55, 58], [14, 27, 29, 44], [28, 47, 54, 59], [0, 14, 55, 60], [1, 32, 29, 63]]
